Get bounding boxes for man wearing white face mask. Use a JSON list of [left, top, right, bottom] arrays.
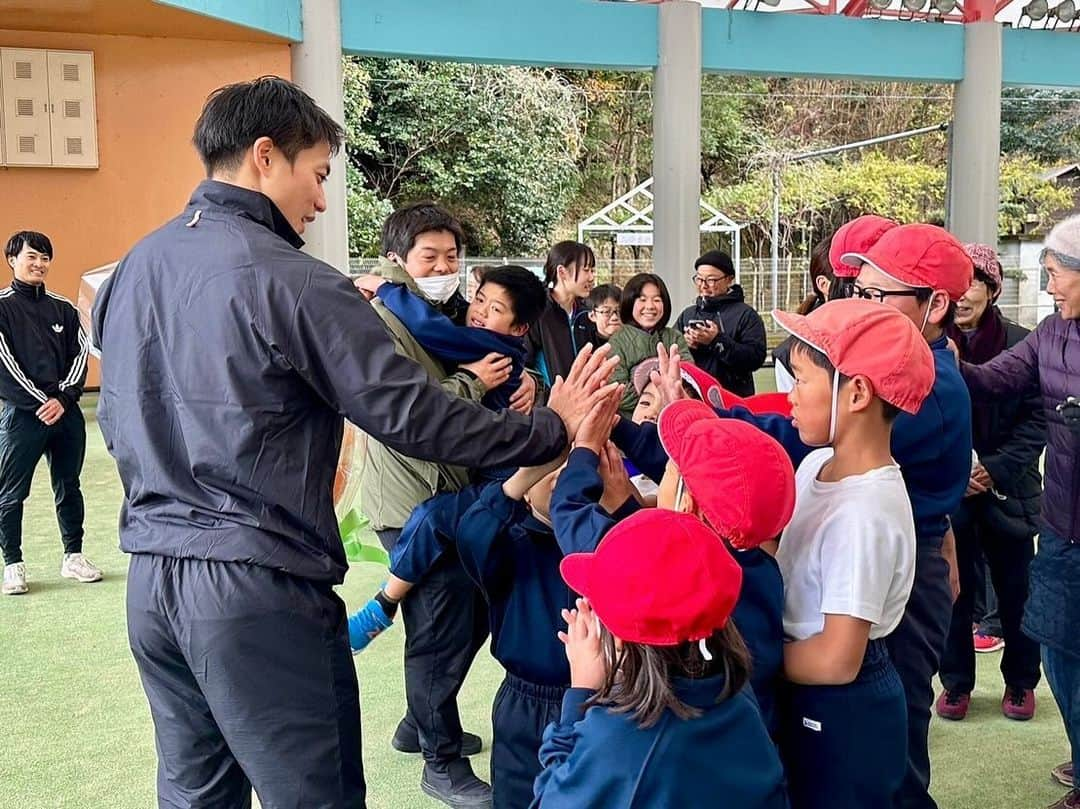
[[353, 203, 514, 808]]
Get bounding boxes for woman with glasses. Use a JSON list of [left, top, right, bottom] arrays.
[[958, 216, 1080, 809], [674, 250, 766, 398]]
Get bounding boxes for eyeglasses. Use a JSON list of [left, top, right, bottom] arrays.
[[592, 307, 621, 320], [692, 274, 730, 287], [852, 284, 926, 303]]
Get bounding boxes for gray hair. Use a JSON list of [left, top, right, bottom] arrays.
[[1041, 214, 1080, 271]]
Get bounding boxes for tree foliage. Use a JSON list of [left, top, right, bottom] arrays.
[[1001, 88, 1080, 164], [344, 57, 584, 255]]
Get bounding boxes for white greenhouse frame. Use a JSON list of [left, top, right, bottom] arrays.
[[577, 177, 745, 280]]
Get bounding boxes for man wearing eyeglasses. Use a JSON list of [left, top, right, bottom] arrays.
[[674, 250, 766, 397]]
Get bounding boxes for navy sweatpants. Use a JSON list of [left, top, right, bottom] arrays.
[[0, 403, 85, 564], [126, 554, 366, 809], [491, 672, 565, 809], [782, 639, 907, 809], [885, 538, 953, 809]]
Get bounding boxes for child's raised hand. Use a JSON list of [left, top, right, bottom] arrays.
[[651, 343, 687, 407], [558, 597, 608, 690], [598, 441, 640, 511], [573, 385, 624, 455]]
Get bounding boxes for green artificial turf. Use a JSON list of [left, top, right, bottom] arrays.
[[0, 392, 1071, 809]]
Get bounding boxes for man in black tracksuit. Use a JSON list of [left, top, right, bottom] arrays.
[[674, 250, 767, 397], [92, 78, 593, 809], [1, 231, 99, 596]]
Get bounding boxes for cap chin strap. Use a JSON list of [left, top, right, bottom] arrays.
[[829, 368, 839, 445], [675, 476, 687, 510], [699, 637, 714, 662], [920, 296, 934, 333]]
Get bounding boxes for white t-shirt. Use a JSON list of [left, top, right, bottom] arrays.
[[777, 449, 917, 641]]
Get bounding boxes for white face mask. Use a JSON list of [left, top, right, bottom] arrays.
[[414, 273, 461, 304]]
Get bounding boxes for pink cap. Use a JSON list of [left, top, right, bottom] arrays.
[[772, 299, 935, 415]]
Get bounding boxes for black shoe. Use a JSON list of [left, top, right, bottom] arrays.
[[392, 718, 483, 756], [420, 759, 492, 809]]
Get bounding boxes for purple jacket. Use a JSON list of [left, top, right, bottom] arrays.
[[961, 313, 1080, 542]]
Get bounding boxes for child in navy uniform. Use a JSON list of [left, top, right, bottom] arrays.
[[771, 299, 936, 809], [349, 387, 638, 809], [655, 402, 795, 737], [532, 509, 788, 809]]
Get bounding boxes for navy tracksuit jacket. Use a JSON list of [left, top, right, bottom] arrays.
[[531, 681, 788, 809]]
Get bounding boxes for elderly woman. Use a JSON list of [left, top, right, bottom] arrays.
[[936, 244, 1046, 723], [958, 218, 1080, 809]]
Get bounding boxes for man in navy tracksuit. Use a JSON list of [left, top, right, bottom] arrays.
[[1, 231, 100, 596], [622, 224, 974, 809], [380, 440, 639, 809], [91, 78, 588, 809]]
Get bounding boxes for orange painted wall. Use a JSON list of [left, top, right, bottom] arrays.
[[0, 29, 291, 386]]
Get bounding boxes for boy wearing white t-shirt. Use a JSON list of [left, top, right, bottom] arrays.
[[771, 299, 936, 809]]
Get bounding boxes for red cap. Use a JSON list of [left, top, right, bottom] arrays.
[[829, 215, 898, 278], [657, 401, 795, 549], [772, 299, 935, 415], [841, 223, 974, 302], [560, 510, 743, 645], [707, 386, 793, 419]]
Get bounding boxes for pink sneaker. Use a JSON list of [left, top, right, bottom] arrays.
[[935, 690, 970, 720], [974, 631, 1005, 653], [1002, 687, 1035, 721]]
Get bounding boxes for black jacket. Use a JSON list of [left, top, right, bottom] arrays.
[[93, 180, 566, 584], [0, 279, 88, 411], [674, 285, 767, 397], [525, 293, 589, 388], [956, 317, 1046, 536]]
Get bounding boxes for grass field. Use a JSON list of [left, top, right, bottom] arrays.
[[0, 391, 1072, 809]]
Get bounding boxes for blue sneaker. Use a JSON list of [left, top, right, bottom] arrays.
[[348, 598, 394, 653]]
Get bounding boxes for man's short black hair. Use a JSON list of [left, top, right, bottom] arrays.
[[380, 203, 464, 259], [478, 266, 547, 328], [192, 76, 344, 175], [5, 231, 53, 261]]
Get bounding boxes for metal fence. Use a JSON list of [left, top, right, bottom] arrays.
[[349, 254, 1045, 345]]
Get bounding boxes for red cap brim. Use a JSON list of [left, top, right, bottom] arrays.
[[559, 552, 595, 598]]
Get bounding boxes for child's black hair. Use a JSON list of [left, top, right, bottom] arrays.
[[543, 241, 595, 288], [380, 202, 465, 260], [5, 231, 53, 261], [588, 283, 622, 309], [620, 273, 673, 331], [589, 623, 751, 729], [478, 266, 547, 328], [790, 339, 901, 422]]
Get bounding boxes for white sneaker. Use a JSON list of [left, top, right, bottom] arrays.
[[2, 562, 28, 595], [60, 553, 103, 583]]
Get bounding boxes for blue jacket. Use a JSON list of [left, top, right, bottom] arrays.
[[615, 337, 972, 544], [601, 427, 782, 733], [390, 480, 590, 686], [92, 181, 565, 584], [531, 680, 788, 809], [377, 282, 525, 410]]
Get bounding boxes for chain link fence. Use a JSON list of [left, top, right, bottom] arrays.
[[349, 253, 1046, 348]]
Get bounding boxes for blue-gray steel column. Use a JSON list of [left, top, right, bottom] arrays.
[[291, 0, 350, 272], [653, 0, 702, 312], [946, 22, 1001, 246]]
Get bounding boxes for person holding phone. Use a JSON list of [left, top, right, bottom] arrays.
[[675, 250, 766, 397]]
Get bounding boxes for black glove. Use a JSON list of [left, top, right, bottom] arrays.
[[1058, 397, 1080, 436]]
